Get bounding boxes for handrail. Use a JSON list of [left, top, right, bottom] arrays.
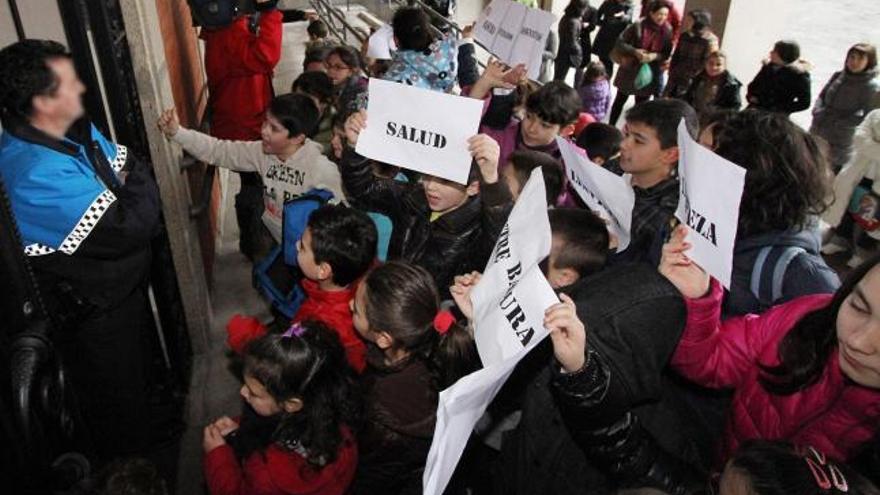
[[309, 0, 368, 46]]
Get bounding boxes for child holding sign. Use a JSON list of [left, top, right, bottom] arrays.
[[351, 262, 477, 494], [612, 99, 698, 266], [660, 226, 880, 467], [341, 110, 512, 297]]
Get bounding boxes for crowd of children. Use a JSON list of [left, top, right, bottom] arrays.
[[148, 2, 880, 495]]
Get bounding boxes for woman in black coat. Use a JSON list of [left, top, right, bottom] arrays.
[[746, 40, 812, 115], [593, 0, 634, 76], [555, 0, 589, 88]]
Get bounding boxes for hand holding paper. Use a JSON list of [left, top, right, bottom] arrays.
[[344, 110, 367, 147], [659, 224, 711, 300], [545, 293, 587, 373], [450, 271, 483, 322], [468, 134, 500, 183]]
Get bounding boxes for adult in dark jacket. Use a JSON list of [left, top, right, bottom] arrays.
[[746, 40, 812, 115], [683, 51, 743, 114], [607, 3, 674, 125], [0, 40, 161, 460], [578, 2, 599, 72], [339, 114, 512, 298], [555, 0, 589, 88], [593, 0, 634, 76], [664, 9, 718, 99], [810, 43, 880, 172]]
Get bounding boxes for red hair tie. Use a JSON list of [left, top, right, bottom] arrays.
[[433, 310, 456, 335]]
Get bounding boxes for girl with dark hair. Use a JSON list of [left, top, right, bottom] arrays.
[[607, 1, 674, 125], [810, 43, 880, 172], [683, 51, 743, 115], [554, 0, 590, 88], [202, 323, 360, 495], [660, 226, 880, 466], [664, 9, 719, 99], [325, 45, 368, 115], [718, 441, 880, 495], [351, 261, 478, 494], [705, 109, 839, 317], [746, 40, 812, 115]]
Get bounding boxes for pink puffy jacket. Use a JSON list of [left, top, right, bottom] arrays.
[[671, 281, 880, 464]]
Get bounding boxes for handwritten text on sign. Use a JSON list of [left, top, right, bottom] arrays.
[[355, 78, 483, 184], [474, 0, 556, 80]]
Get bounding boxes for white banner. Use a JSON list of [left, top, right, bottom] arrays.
[[423, 248, 558, 495], [673, 120, 746, 288], [355, 78, 483, 184], [557, 137, 635, 251], [474, 0, 555, 80], [471, 169, 553, 367], [366, 23, 397, 60]]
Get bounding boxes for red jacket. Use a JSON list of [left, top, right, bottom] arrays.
[[203, 427, 357, 495], [671, 281, 880, 464], [226, 280, 366, 373], [296, 279, 366, 373], [201, 10, 282, 140]]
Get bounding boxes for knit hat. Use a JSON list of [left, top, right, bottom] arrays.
[[774, 40, 801, 64]]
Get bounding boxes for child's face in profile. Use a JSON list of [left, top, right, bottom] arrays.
[[241, 375, 282, 417], [330, 126, 346, 160], [546, 236, 580, 289], [619, 121, 673, 177], [522, 111, 562, 148], [260, 111, 300, 156], [421, 174, 471, 214], [835, 265, 880, 389], [297, 228, 324, 283], [350, 283, 373, 342]]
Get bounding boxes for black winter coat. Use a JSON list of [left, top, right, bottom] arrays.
[[339, 148, 512, 297], [557, 15, 584, 67], [579, 5, 600, 66], [486, 264, 706, 494], [746, 60, 812, 114], [593, 0, 634, 58]]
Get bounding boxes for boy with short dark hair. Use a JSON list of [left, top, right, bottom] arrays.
[[306, 19, 334, 50], [469, 72, 582, 168], [576, 122, 623, 167], [228, 204, 378, 372], [614, 98, 699, 266], [546, 208, 611, 288], [503, 149, 565, 205]]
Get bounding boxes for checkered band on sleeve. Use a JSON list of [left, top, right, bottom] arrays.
[[110, 144, 128, 173], [24, 243, 56, 257], [57, 189, 118, 255]]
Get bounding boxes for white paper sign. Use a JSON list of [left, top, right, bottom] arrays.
[[474, 0, 555, 80], [367, 23, 396, 60], [356, 78, 483, 184], [557, 137, 635, 251], [471, 169, 553, 367], [422, 258, 558, 495], [673, 120, 746, 288]]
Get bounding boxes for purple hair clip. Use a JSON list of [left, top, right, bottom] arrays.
[[282, 323, 306, 338]]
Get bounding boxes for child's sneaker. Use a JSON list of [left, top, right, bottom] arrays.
[[821, 235, 850, 255]]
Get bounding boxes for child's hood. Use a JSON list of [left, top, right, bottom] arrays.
[[383, 34, 458, 93]]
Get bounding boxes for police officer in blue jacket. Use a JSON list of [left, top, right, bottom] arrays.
[[0, 40, 161, 461]]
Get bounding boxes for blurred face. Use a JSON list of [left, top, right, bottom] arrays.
[[260, 111, 300, 155], [717, 463, 751, 495], [619, 121, 672, 177], [522, 111, 562, 147], [846, 50, 870, 73], [35, 58, 86, 125], [325, 54, 354, 86], [705, 55, 726, 77], [305, 61, 326, 73], [330, 126, 346, 160], [421, 174, 471, 213], [351, 282, 373, 342], [769, 49, 785, 66], [501, 165, 524, 201], [650, 7, 670, 26], [240, 375, 282, 417], [683, 13, 695, 32], [296, 228, 324, 282], [836, 265, 880, 389]]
